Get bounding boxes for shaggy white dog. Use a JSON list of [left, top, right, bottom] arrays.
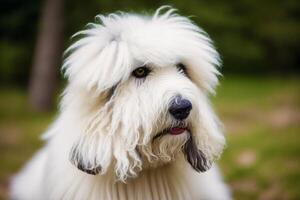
[[11, 7, 231, 200]]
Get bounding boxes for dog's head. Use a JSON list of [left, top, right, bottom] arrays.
[[63, 7, 225, 181]]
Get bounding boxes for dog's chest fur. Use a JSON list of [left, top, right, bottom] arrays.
[[46, 162, 192, 200]]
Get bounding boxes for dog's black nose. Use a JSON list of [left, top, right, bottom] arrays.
[[169, 96, 192, 120]]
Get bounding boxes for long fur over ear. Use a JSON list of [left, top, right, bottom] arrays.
[[192, 92, 225, 166], [67, 96, 143, 180], [183, 136, 210, 172]]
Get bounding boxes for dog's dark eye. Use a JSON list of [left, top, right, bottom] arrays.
[[132, 66, 150, 78], [177, 63, 188, 75]]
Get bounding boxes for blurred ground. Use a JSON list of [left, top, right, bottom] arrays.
[[0, 76, 299, 200], [214, 76, 300, 200]]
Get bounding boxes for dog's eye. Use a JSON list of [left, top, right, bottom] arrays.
[[176, 63, 188, 75], [132, 66, 150, 78]]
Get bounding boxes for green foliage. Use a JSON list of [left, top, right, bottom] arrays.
[[0, 0, 41, 85], [0, 0, 299, 85]]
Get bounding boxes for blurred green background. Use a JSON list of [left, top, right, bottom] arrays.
[[0, 0, 299, 199]]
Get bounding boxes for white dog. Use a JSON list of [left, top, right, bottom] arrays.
[[11, 7, 231, 200]]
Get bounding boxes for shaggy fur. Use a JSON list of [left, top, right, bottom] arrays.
[[10, 7, 231, 200]]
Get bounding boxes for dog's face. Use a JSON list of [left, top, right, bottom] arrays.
[[64, 7, 225, 181]]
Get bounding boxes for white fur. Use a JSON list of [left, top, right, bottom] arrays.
[[10, 7, 231, 200]]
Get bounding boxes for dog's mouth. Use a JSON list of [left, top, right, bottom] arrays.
[[169, 127, 187, 135], [153, 125, 189, 140]]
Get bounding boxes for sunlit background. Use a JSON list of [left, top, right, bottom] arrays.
[[1, 0, 299, 199]]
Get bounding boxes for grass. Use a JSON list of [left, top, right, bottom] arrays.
[[215, 76, 300, 200], [0, 76, 299, 199]]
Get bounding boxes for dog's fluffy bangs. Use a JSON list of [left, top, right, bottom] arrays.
[[62, 7, 220, 94]]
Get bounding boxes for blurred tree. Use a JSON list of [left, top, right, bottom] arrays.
[[0, 0, 41, 85], [28, 0, 64, 111]]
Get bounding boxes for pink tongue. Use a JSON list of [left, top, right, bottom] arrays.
[[169, 127, 186, 135]]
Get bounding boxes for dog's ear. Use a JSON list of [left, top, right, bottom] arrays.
[[69, 133, 142, 180], [68, 103, 142, 180], [69, 132, 113, 175], [185, 93, 225, 172], [183, 136, 210, 172]]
